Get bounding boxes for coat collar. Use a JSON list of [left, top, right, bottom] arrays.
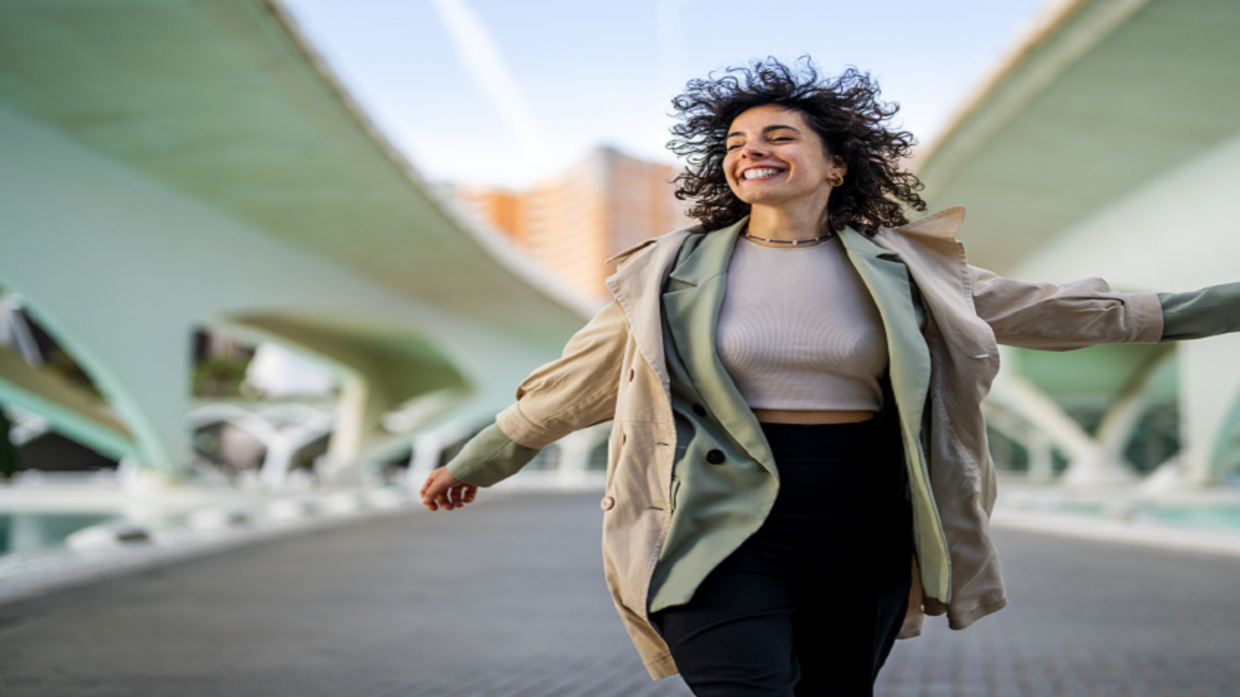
[[605, 225, 700, 392], [666, 218, 745, 288]]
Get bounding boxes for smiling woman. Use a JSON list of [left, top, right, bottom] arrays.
[[669, 60, 926, 237], [420, 56, 1240, 696]]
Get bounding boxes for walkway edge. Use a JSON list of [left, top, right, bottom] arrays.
[[991, 507, 1240, 557], [0, 490, 425, 609]]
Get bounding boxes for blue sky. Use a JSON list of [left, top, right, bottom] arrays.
[[282, 0, 1049, 188]]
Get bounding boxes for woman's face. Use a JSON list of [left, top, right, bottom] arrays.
[[723, 105, 845, 209]]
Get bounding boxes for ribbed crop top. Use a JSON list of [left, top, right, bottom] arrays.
[[715, 235, 888, 411]]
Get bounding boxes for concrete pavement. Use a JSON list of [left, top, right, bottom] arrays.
[[1, 491, 1238, 696]]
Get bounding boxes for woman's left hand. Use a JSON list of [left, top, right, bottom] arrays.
[[420, 467, 478, 511]]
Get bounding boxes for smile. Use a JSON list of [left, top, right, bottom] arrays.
[[742, 168, 782, 180]]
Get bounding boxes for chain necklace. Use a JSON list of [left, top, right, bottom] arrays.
[[740, 230, 834, 247]]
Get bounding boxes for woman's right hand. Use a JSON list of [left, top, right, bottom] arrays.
[[420, 467, 478, 512]]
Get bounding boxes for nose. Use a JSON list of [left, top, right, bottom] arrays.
[[738, 141, 768, 159]]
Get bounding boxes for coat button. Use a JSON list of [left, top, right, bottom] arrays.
[[600, 496, 615, 511], [706, 449, 726, 465], [628, 368, 635, 382], [693, 404, 707, 417]]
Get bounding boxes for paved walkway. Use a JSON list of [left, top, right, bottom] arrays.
[[1, 491, 1238, 696]]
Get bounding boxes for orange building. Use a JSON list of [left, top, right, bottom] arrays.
[[452, 146, 689, 300], [450, 185, 525, 245]]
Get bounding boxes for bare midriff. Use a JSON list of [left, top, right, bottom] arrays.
[[751, 408, 877, 424]]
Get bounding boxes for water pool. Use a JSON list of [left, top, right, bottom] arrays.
[[0, 513, 118, 555], [1053, 501, 1240, 531]]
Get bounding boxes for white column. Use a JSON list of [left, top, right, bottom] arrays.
[[1026, 429, 1056, 484], [1177, 335, 1240, 484], [553, 430, 592, 487], [988, 368, 1121, 482]]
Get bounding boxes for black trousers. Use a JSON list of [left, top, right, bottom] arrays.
[[652, 419, 913, 697]]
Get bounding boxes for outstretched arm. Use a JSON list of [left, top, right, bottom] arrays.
[[420, 300, 629, 511], [970, 266, 1240, 349], [969, 266, 1164, 350], [420, 424, 540, 511]]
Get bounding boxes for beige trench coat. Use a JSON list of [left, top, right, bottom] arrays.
[[467, 206, 1164, 680]]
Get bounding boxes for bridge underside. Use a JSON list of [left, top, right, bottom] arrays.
[[0, 0, 592, 479]]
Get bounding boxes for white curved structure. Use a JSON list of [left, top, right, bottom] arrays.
[[0, 0, 595, 479]]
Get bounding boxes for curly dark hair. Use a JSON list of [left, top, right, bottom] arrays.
[[668, 57, 926, 234]]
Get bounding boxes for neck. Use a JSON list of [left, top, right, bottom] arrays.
[[745, 194, 832, 241]]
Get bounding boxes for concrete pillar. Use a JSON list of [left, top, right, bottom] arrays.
[[552, 431, 590, 486], [549, 424, 611, 488], [325, 375, 368, 477], [1027, 429, 1056, 484], [1089, 344, 1174, 481], [989, 368, 1114, 481], [1177, 335, 1240, 484]]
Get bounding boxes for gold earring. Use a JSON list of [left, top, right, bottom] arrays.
[[827, 173, 845, 187]]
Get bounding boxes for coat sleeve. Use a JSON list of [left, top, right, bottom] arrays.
[[445, 300, 628, 487], [1157, 282, 1240, 342], [968, 266, 1164, 351]]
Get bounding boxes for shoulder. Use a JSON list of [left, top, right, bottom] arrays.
[[604, 223, 705, 301], [883, 205, 967, 242], [871, 207, 976, 307], [605, 224, 705, 265], [867, 206, 970, 267]]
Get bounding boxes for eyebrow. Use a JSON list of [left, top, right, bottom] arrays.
[[726, 124, 802, 140]]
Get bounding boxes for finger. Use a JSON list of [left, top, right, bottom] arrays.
[[460, 485, 477, 504], [419, 470, 438, 498], [421, 488, 441, 511], [435, 488, 456, 511], [422, 475, 449, 511]]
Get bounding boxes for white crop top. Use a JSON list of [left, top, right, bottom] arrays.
[[715, 235, 888, 411]]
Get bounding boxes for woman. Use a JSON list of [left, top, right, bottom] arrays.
[[420, 59, 1240, 696]]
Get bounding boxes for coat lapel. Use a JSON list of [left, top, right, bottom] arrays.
[[605, 226, 699, 394], [837, 226, 932, 460], [662, 218, 777, 477]]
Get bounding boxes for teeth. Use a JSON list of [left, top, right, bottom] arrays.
[[743, 168, 779, 180]]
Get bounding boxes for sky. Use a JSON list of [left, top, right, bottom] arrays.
[[281, 0, 1051, 189]]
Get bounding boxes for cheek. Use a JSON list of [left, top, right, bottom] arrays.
[[722, 157, 741, 189]]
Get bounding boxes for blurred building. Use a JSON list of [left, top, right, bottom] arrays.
[[451, 186, 524, 245], [452, 146, 690, 300]]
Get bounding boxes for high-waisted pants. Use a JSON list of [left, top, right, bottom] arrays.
[[652, 419, 914, 697]]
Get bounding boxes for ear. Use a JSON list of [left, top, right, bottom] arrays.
[[833, 154, 848, 175]]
